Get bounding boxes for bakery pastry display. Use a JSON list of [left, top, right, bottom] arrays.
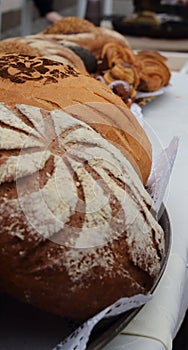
[[0, 14, 129, 74], [0, 17, 171, 323], [40, 17, 171, 91], [0, 17, 171, 107], [0, 53, 152, 185], [96, 43, 171, 104], [0, 102, 165, 321], [40, 16, 130, 59]]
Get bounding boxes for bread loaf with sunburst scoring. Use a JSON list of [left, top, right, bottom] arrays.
[[0, 103, 164, 321], [0, 53, 151, 184]]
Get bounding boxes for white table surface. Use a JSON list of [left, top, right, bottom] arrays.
[[103, 71, 188, 350]]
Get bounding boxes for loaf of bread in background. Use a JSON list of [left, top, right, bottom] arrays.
[[41, 17, 130, 58], [0, 53, 152, 184], [43, 16, 97, 34], [0, 103, 165, 321]]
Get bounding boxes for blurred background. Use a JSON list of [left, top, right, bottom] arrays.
[[1, 0, 188, 39], [1, 0, 188, 71], [0, 1, 187, 350]]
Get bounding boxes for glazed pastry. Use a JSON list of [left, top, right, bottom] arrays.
[[97, 44, 140, 102], [136, 51, 171, 91], [100, 43, 136, 69]]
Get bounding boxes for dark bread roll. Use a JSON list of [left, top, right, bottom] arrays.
[[62, 42, 98, 73], [0, 103, 165, 321], [136, 50, 171, 92], [0, 53, 151, 185]]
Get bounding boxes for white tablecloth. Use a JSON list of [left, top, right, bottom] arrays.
[[104, 71, 188, 350]]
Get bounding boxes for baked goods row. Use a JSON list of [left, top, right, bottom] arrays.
[[0, 17, 171, 107], [0, 17, 169, 323]]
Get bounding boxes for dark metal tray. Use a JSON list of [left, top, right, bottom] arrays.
[[112, 15, 188, 39]]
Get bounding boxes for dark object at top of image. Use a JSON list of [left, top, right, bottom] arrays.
[[111, 2, 188, 39]]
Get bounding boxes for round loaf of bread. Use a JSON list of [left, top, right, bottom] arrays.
[[0, 36, 87, 73], [0, 103, 164, 321], [0, 53, 151, 184]]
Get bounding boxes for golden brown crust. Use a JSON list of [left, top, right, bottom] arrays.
[[0, 36, 86, 73], [43, 16, 96, 34], [0, 53, 152, 184], [0, 39, 40, 56]]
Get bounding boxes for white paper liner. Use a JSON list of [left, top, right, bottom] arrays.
[[53, 294, 152, 350], [146, 136, 179, 213], [136, 88, 166, 100], [96, 76, 170, 103], [130, 103, 144, 127], [52, 101, 179, 350]]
